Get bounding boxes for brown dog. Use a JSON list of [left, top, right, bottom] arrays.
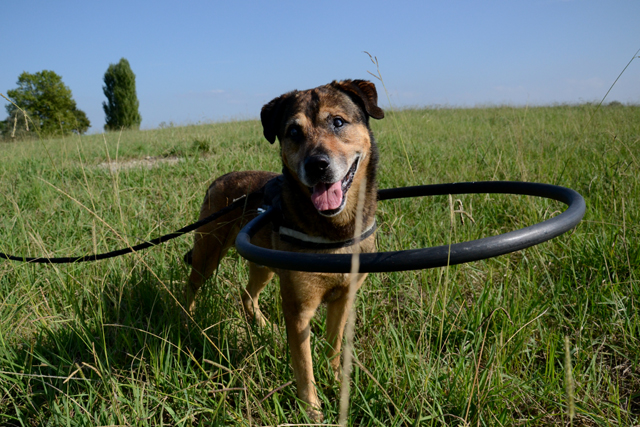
[[184, 80, 384, 418]]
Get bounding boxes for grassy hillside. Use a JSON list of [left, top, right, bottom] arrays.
[[0, 104, 638, 426]]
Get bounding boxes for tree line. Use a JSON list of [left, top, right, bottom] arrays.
[[1, 58, 141, 140]]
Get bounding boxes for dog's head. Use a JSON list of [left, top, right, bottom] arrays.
[[261, 80, 384, 217]]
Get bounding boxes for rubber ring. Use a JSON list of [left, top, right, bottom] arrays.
[[235, 181, 586, 273]]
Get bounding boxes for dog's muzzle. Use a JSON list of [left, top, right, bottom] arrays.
[[306, 154, 361, 217]]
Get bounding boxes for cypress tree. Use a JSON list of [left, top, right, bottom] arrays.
[[102, 58, 142, 130]]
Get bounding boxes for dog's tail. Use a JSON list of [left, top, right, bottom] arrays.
[[183, 249, 193, 266]]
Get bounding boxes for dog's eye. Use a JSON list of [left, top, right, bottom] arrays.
[[287, 126, 301, 139], [333, 117, 344, 128]]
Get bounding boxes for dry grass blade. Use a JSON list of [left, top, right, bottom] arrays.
[[564, 336, 576, 424], [1, 92, 32, 136], [338, 176, 367, 426], [363, 51, 414, 178]]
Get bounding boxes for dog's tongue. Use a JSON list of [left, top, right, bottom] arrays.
[[310, 181, 343, 211]]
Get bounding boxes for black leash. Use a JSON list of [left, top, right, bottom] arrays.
[[1, 172, 380, 265], [0, 192, 260, 264]]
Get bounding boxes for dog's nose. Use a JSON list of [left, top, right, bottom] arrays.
[[304, 155, 330, 180]]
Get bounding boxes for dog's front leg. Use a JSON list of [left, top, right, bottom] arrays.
[[325, 293, 350, 379], [242, 262, 274, 326], [280, 276, 323, 420], [325, 273, 368, 379], [285, 310, 320, 412]]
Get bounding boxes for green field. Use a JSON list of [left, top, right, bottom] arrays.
[[0, 104, 638, 426]]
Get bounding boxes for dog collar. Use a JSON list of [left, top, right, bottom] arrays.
[[277, 220, 377, 250]]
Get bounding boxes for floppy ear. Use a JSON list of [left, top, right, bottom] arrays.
[[260, 91, 296, 144], [332, 79, 385, 120]]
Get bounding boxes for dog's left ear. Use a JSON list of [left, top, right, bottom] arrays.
[[332, 80, 385, 120], [261, 91, 295, 144]]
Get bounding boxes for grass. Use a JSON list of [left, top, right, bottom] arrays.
[[0, 103, 639, 426]]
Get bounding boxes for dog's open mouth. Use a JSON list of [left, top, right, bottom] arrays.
[[310, 156, 360, 216]]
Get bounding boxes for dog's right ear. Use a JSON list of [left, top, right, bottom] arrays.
[[261, 91, 296, 144]]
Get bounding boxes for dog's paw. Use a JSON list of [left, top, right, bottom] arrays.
[[331, 364, 342, 383], [306, 405, 324, 423], [250, 309, 269, 328], [242, 299, 269, 328], [242, 297, 269, 328]]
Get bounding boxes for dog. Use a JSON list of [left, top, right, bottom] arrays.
[[184, 79, 384, 419]]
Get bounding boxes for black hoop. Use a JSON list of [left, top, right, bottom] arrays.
[[235, 181, 586, 273]]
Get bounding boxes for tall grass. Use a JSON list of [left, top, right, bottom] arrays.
[[0, 104, 638, 425]]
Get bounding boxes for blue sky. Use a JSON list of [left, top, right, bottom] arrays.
[[2, 1, 638, 132]]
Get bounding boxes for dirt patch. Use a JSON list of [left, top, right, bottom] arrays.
[[96, 155, 185, 171]]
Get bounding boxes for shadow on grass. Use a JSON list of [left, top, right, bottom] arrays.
[[0, 261, 295, 425]]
